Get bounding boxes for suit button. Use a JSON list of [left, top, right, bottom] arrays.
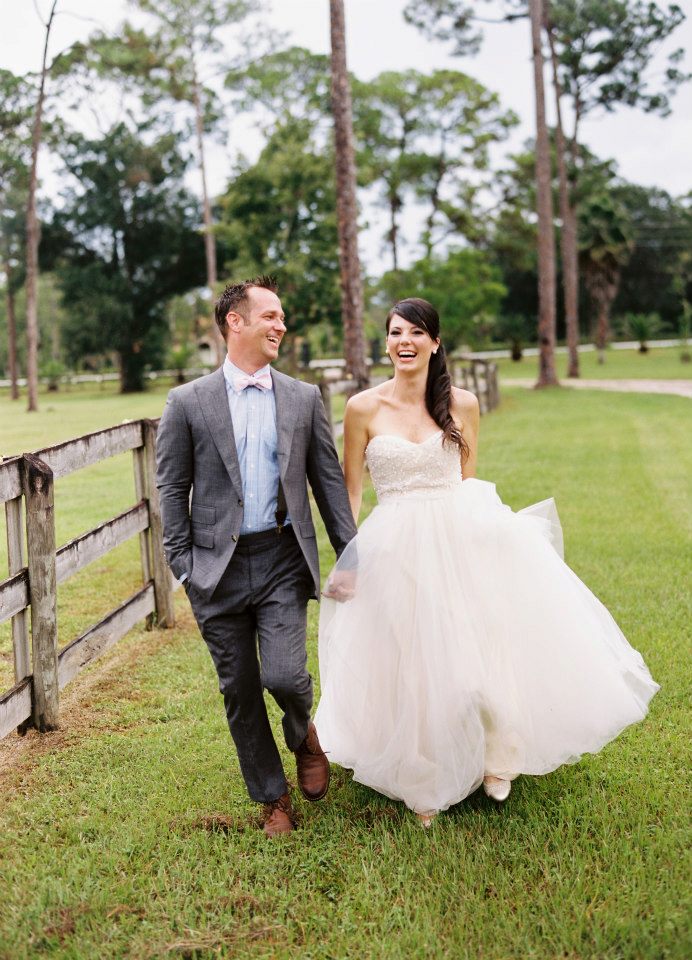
[[238, 499, 243, 506], [232, 535, 238, 542]]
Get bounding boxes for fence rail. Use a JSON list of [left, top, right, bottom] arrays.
[[0, 419, 174, 740]]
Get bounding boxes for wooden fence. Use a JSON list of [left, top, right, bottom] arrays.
[[449, 357, 500, 414], [0, 419, 174, 740]]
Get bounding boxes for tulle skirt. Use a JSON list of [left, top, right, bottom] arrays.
[[315, 480, 659, 814]]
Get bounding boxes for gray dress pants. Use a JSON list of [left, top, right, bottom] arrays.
[[188, 526, 314, 803]]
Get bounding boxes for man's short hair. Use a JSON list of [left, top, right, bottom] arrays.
[[214, 276, 279, 336]]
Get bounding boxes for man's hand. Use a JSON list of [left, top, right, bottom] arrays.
[[322, 569, 357, 602]]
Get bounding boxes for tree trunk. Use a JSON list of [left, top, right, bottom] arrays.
[[190, 56, 225, 366], [49, 280, 60, 361], [388, 194, 400, 273], [595, 301, 609, 364], [4, 260, 20, 400], [119, 346, 147, 394], [529, 0, 559, 387], [329, 0, 369, 390], [25, 0, 58, 413], [585, 262, 620, 365], [547, 21, 579, 378]]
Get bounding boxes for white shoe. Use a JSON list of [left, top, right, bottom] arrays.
[[483, 777, 511, 802], [415, 810, 437, 829]]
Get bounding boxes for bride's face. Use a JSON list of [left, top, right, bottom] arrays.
[[386, 316, 440, 373]]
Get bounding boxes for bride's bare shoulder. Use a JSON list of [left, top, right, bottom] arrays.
[[451, 386, 479, 415], [345, 382, 390, 418]]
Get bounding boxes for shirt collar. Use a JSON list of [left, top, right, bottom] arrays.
[[223, 357, 273, 393]]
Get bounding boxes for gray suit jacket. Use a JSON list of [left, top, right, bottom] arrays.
[[155, 366, 357, 600]]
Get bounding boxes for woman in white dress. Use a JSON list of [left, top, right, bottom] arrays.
[[315, 297, 659, 827]]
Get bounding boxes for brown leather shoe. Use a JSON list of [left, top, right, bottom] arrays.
[[262, 792, 295, 838], [295, 722, 330, 801]]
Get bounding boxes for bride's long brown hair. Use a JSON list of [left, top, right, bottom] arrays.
[[386, 297, 469, 460]]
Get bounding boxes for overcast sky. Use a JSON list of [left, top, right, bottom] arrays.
[[2, 0, 691, 269]]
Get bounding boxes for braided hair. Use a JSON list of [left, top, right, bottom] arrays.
[[386, 298, 469, 460]]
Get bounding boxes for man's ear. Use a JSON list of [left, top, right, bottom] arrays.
[[226, 310, 242, 332]]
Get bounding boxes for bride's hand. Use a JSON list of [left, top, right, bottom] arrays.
[[322, 570, 357, 602]]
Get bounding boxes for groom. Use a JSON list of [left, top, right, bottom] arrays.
[[156, 276, 357, 836]]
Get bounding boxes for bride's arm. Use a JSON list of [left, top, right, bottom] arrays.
[[342, 396, 370, 524], [452, 388, 480, 479]]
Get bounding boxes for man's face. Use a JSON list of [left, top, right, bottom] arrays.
[[227, 287, 286, 370]]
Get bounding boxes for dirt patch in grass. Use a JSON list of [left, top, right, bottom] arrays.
[[173, 799, 305, 836], [156, 922, 287, 957], [38, 903, 91, 947], [0, 604, 197, 783], [356, 804, 402, 827], [178, 811, 260, 834]]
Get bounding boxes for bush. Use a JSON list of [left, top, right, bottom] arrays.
[[40, 359, 67, 392], [495, 314, 534, 361], [623, 312, 664, 353]]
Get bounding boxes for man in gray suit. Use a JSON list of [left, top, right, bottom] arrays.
[[156, 276, 357, 837]]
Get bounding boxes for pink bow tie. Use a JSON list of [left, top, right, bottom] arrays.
[[233, 369, 272, 392]]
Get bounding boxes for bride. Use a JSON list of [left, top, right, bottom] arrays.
[[315, 297, 659, 827]]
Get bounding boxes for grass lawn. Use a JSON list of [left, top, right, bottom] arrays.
[[496, 344, 692, 380], [0, 383, 690, 959]]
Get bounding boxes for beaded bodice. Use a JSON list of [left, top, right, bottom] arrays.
[[365, 431, 463, 502]]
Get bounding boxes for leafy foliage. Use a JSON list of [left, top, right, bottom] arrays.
[[45, 123, 205, 391], [613, 184, 692, 328], [378, 248, 506, 348], [217, 120, 341, 334], [623, 311, 664, 351], [354, 69, 516, 267]]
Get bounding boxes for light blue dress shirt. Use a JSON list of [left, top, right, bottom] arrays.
[[223, 358, 290, 535]]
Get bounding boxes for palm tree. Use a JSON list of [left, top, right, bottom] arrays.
[[329, 0, 368, 390], [579, 194, 633, 364]]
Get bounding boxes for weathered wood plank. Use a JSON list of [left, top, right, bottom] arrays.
[[4, 497, 29, 677], [143, 419, 175, 628], [0, 457, 22, 504], [3, 496, 30, 681], [0, 570, 29, 624], [22, 454, 59, 731], [0, 678, 32, 741], [55, 501, 148, 584], [34, 421, 144, 480], [57, 584, 155, 690]]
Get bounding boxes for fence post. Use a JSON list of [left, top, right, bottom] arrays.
[[132, 434, 154, 630], [488, 362, 499, 411], [142, 419, 175, 628], [21, 454, 59, 731]]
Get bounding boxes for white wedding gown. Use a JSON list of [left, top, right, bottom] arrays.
[[315, 431, 659, 814]]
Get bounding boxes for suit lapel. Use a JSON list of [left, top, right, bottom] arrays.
[[195, 367, 244, 498], [272, 369, 297, 480]]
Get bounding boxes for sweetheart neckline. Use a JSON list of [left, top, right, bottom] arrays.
[[366, 430, 443, 451]]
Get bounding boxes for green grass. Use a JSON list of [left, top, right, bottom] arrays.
[[497, 344, 692, 380], [0, 384, 690, 959]]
